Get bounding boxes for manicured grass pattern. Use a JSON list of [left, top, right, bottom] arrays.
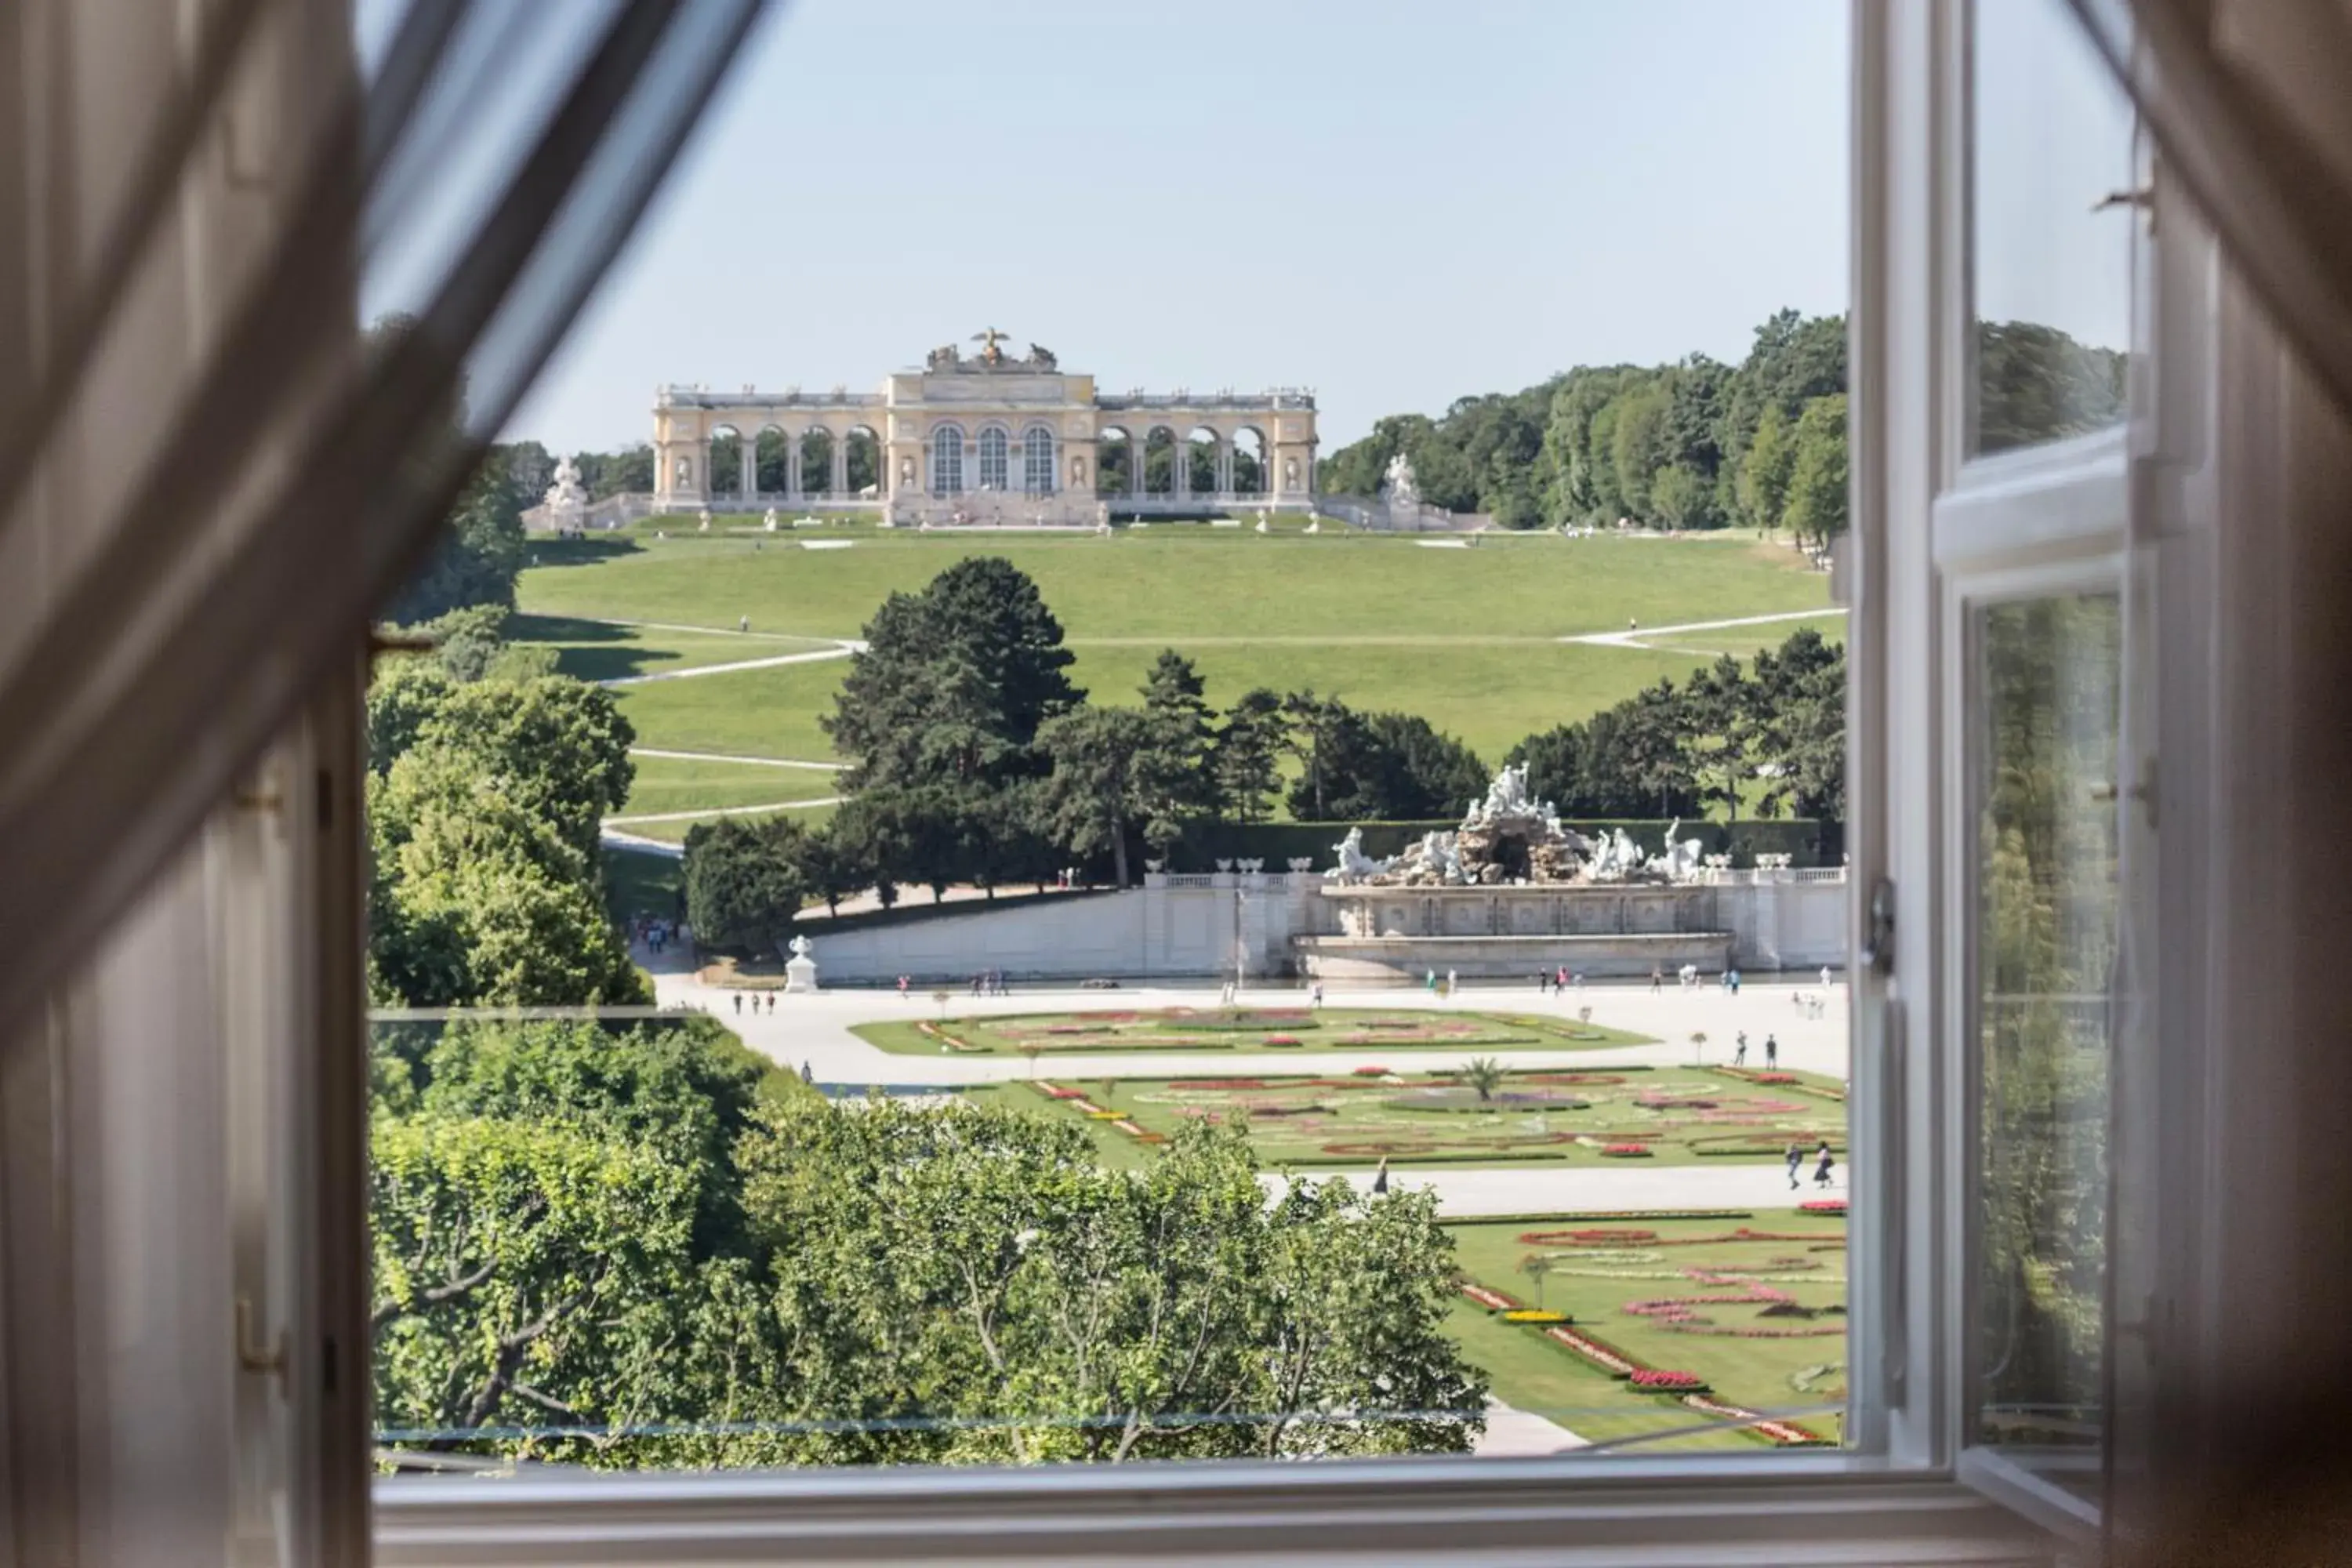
[[851, 1006, 1652, 1058], [1023, 1062, 1845, 1168], [1445, 1212, 1846, 1452], [517, 531, 1838, 766]]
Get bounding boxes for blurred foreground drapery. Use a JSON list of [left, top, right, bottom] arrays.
[[2064, 0, 2352, 419], [0, 0, 767, 1028]]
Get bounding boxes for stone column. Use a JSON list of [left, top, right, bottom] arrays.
[[786, 441, 800, 501], [741, 436, 756, 501], [1130, 436, 1145, 499], [1174, 437, 1190, 499], [1217, 441, 1232, 497], [831, 435, 849, 498]]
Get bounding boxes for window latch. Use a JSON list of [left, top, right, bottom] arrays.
[[1860, 876, 1895, 976], [237, 1295, 288, 1396]]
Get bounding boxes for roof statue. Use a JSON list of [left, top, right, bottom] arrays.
[[971, 325, 1011, 364]]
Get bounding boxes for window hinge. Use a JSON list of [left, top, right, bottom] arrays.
[[1860, 876, 1895, 975], [236, 1295, 288, 1396]]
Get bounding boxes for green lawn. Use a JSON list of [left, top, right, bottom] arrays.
[[618, 754, 844, 816], [1444, 1213, 1846, 1452], [1000, 1061, 1845, 1169], [608, 800, 837, 846], [851, 1007, 1653, 1058], [507, 612, 838, 683], [610, 659, 849, 763], [516, 531, 1839, 768]]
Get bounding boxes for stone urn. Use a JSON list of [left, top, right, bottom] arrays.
[[783, 935, 820, 994]]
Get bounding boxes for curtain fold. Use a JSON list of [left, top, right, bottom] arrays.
[[2066, 0, 2352, 419], [0, 0, 771, 1028]]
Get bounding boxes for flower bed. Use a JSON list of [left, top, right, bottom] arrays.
[[1459, 1283, 1522, 1312], [1519, 1228, 1659, 1245], [1628, 1369, 1708, 1392], [1501, 1308, 1568, 1324], [1601, 1143, 1653, 1158], [1682, 1393, 1833, 1447], [1540, 1323, 1645, 1377], [1799, 1198, 1847, 1214], [1264, 1035, 1303, 1047], [1167, 1079, 1270, 1091], [1352, 1065, 1392, 1077]]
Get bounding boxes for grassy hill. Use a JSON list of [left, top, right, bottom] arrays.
[[516, 524, 1839, 839]]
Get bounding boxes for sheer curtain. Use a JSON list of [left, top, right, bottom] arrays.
[[2065, 0, 2352, 416], [0, 0, 768, 1029]]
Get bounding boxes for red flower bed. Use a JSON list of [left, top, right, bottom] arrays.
[[1459, 1283, 1521, 1312], [1601, 1143, 1653, 1158], [1519, 1228, 1658, 1245], [1352, 1065, 1392, 1077], [1033, 1083, 1086, 1099], [1168, 1079, 1269, 1091], [1799, 1198, 1847, 1214], [1264, 1035, 1303, 1047], [1628, 1370, 1708, 1392], [1750, 1073, 1800, 1084], [1682, 1393, 1834, 1446]]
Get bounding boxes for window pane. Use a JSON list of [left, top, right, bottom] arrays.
[[1970, 0, 2136, 456], [1970, 593, 2119, 1503]]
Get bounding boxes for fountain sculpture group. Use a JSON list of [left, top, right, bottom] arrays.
[[1327, 764, 1706, 890], [1298, 764, 1735, 982]]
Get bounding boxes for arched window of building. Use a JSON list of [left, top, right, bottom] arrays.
[[931, 424, 964, 495], [1022, 426, 1054, 494], [977, 426, 1010, 491]]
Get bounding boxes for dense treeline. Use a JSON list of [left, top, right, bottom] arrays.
[[1319, 309, 1849, 535], [1319, 308, 2122, 535]]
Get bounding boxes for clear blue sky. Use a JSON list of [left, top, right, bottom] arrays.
[[508, 0, 1850, 456]]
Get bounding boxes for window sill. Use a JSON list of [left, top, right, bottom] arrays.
[[374, 1455, 2056, 1566]]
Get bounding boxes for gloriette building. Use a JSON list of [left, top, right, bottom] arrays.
[[651, 329, 1319, 527]]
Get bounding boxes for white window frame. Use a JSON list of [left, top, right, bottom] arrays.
[[364, 4, 2108, 1560], [1023, 424, 1055, 495], [977, 424, 1011, 491], [932, 423, 965, 496]]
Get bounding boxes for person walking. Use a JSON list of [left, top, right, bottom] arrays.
[[732, 993, 742, 1016], [1814, 1142, 1836, 1189], [1785, 1141, 1804, 1190], [897, 974, 909, 999], [1735, 1030, 1748, 1066], [766, 993, 776, 1014], [1765, 1033, 1780, 1069], [1821, 964, 1833, 989], [1650, 964, 1664, 994], [1446, 968, 1458, 999], [1425, 969, 1438, 993], [1372, 1156, 1390, 1196], [1730, 967, 1741, 996], [1311, 981, 1325, 1010]]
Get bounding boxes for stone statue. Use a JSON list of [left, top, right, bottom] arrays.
[[1330, 826, 1392, 884], [1650, 819, 1706, 884], [971, 325, 1010, 365], [926, 344, 959, 372], [540, 456, 587, 529], [1383, 451, 1421, 511], [762, 507, 779, 532], [1027, 342, 1058, 370]]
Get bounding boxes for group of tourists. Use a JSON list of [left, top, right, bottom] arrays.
[[1421, 968, 1461, 998], [1732, 1029, 1780, 1068], [1787, 1139, 1836, 1189], [1534, 967, 1588, 996], [633, 915, 687, 954], [731, 991, 777, 1016]]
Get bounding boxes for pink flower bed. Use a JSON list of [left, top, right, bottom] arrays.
[[1169, 1079, 1269, 1091], [1460, 1283, 1522, 1312], [1601, 1143, 1653, 1158], [1628, 1370, 1707, 1392], [1352, 1065, 1392, 1077], [1800, 1198, 1847, 1214], [1519, 1228, 1658, 1245], [1264, 1035, 1302, 1047], [1682, 1393, 1833, 1446], [1541, 1323, 1644, 1377]]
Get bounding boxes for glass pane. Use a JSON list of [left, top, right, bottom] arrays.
[[1970, 0, 2136, 456], [1970, 593, 2120, 1503]]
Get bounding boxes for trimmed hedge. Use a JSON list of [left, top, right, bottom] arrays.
[[789, 884, 1120, 940], [1174, 817, 1840, 871]]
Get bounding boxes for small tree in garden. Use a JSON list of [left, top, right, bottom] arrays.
[[1689, 1030, 1708, 1065], [1519, 1252, 1554, 1310], [1462, 1056, 1508, 1104], [932, 989, 950, 1018], [1577, 1005, 1592, 1023], [1022, 1041, 1046, 1080]]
